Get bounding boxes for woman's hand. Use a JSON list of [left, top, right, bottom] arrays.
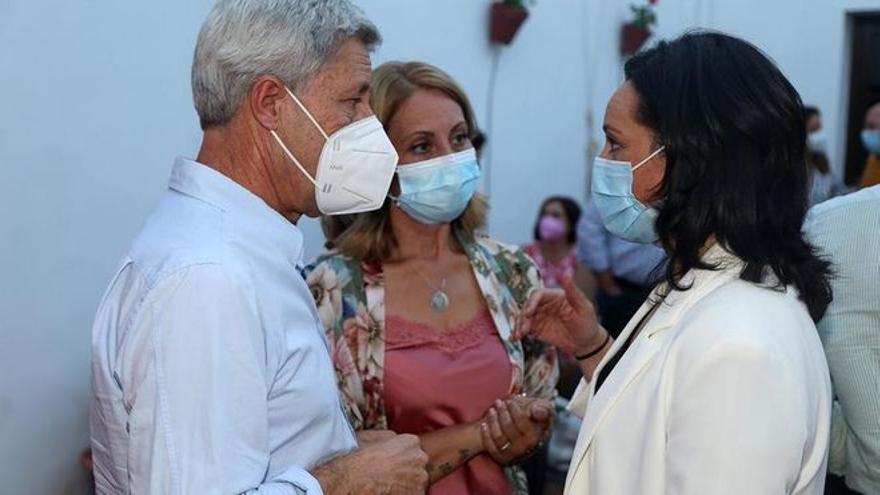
[[512, 276, 606, 358], [479, 397, 554, 465]]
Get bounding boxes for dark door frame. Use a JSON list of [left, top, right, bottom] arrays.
[[843, 11, 880, 185]]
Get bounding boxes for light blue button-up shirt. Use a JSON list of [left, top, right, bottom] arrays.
[[577, 200, 666, 286], [90, 158, 356, 494], [805, 185, 880, 495]]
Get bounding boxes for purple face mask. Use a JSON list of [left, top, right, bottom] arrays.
[[539, 215, 568, 242]]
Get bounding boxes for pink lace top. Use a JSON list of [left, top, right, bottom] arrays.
[[384, 309, 513, 495]]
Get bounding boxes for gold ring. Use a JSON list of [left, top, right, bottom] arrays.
[[500, 441, 512, 452]]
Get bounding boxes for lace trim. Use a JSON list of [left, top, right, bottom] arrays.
[[385, 309, 498, 355]]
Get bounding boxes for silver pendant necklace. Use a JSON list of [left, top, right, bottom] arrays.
[[414, 269, 449, 313]]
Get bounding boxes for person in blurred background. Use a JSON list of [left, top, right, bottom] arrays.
[[525, 197, 583, 290], [522, 196, 590, 495], [525, 197, 594, 395], [306, 60, 558, 495], [576, 199, 665, 338], [806, 105, 823, 136], [804, 106, 845, 206], [806, 185, 880, 495], [514, 32, 833, 494], [859, 101, 880, 188]]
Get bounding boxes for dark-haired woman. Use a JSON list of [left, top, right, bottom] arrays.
[[513, 32, 833, 494]]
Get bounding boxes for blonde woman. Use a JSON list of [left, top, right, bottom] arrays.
[[305, 61, 558, 494]]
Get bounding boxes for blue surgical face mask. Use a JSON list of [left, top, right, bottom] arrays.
[[392, 148, 481, 225], [591, 146, 665, 244], [861, 129, 880, 154]]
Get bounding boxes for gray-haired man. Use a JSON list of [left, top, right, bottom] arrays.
[[89, 1, 428, 493]]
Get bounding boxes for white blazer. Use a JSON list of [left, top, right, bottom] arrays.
[[565, 245, 832, 495]]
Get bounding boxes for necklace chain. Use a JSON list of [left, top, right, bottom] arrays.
[[411, 265, 450, 312], [413, 268, 447, 292]]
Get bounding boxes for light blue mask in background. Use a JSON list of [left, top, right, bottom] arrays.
[[861, 129, 880, 154]]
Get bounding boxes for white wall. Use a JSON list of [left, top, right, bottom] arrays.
[[2, 0, 877, 493], [580, 0, 880, 188], [0, 2, 210, 493]]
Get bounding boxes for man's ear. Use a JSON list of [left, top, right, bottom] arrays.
[[250, 75, 287, 131]]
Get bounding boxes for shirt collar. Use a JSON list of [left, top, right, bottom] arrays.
[[168, 157, 305, 267]]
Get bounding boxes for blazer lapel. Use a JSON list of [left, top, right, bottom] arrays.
[[566, 298, 673, 483], [565, 298, 656, 418]]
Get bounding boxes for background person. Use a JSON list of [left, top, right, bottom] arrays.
[[576, 200, 665, 338], [524, 196, 585, 292], [804, 106, 845, 206], [806, 185, 880, 495], [522, 195, 590, 495], [859, 102, 880, 188]]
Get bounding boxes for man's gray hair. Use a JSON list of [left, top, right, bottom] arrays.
[[192, 0, 381, 129]]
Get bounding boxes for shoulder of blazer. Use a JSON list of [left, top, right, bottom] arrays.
[[668, 278, 815, 366]]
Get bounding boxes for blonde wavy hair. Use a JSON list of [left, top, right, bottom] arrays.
[[333, 61, 488, 261]]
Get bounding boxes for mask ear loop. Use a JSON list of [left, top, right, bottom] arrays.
[[387, 176, 402, 206], [283, 86, 329, 141], [269, 85, 332, 186], [387, 168, 403, 206], [270, 130, 317, 186], [632, 145, 666, 172]]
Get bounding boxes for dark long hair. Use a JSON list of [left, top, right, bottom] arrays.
[[625, 32, 832, 321], [533, 196, 582, 244]]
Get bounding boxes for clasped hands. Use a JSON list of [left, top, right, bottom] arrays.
[[478, 395, 554, 465]]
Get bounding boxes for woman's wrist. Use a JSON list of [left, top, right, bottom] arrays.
[[574, 332, 610, 361], [574, 327, 610, 359], [575, 328, 612, 381], [469, 421, 488, 454]]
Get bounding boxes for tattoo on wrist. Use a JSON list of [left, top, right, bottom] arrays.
[[429, 449, 471, 478]]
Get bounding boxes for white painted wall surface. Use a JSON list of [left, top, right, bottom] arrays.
[[0, 0, 877, 493]]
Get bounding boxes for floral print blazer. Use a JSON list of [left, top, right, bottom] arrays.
[[304, 235, 559, 494]]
